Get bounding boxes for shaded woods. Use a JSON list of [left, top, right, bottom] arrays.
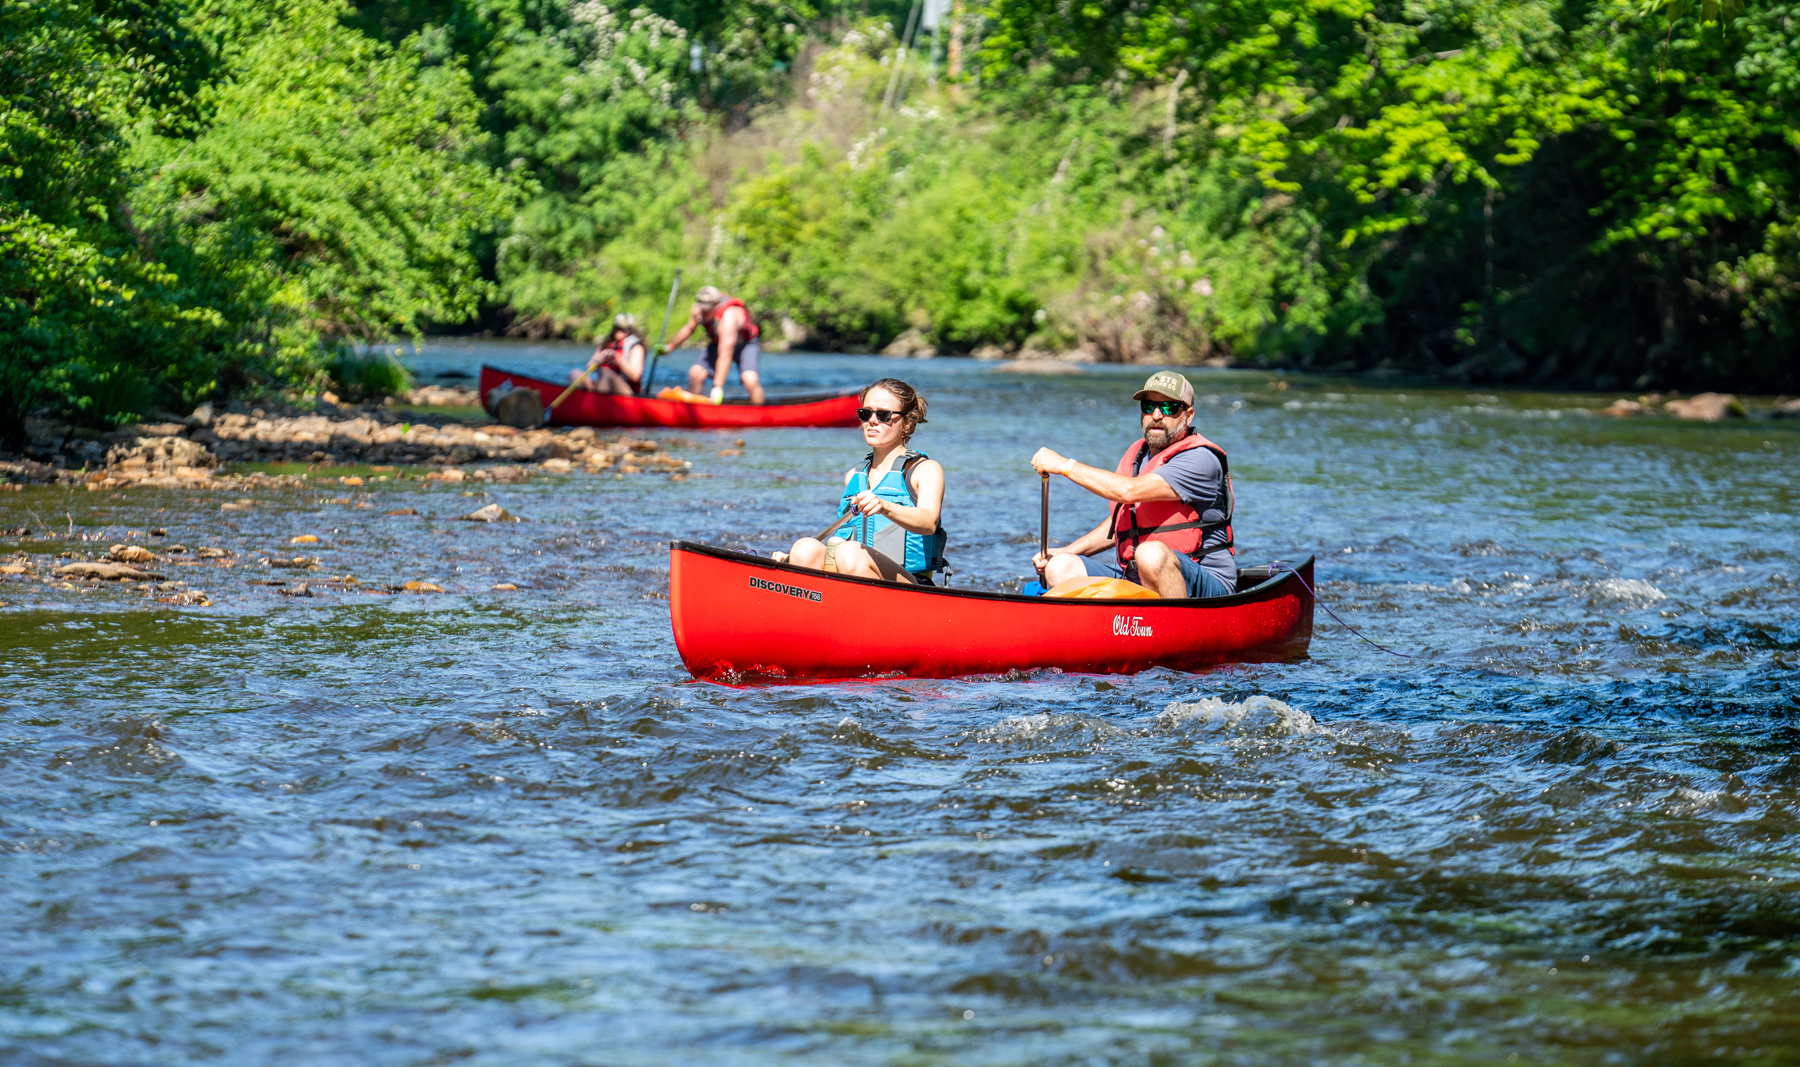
[[6, 0, 1796, 443]]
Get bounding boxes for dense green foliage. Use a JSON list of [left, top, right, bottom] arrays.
[[3, 0, 514, 442], [5, 0, 1794, 444], [967, 0, 1800, 383], [474, 0, 1797, 387]]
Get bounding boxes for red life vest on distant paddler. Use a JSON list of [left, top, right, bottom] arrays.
[[1108, 431, 1235, 567], [594, 335, 643, 393], [703, 297, 760, 342]]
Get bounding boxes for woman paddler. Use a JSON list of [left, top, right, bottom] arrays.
[[773, 378, 949, 584], [568, 313, 645, 396]]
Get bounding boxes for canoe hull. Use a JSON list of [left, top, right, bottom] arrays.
[[668, 541, 1314, 683], [477, 365, 859, 429]]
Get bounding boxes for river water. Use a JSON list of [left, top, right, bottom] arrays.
[[4, 346, 1798, 1065]]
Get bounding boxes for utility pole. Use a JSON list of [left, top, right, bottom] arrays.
[[947, 0, 963, 96]]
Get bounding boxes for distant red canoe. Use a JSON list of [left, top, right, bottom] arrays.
[[478, 365, 860, 429], [669, 541, 1315, 683]]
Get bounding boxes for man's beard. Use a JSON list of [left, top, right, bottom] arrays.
[[1144, 424, 1184, 452]]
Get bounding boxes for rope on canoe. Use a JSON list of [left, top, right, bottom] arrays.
[[1269, 561, 1414, 659]]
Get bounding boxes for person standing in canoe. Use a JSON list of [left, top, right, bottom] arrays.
[[568, 313, 646, 395], [773, 378, 949, 584], [1029, 370, 1237, 598], [660, 285, 766, 405]]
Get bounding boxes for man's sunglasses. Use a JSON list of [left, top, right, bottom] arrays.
[[858, 407, 904, 424], [1141, 400, 1188, 417]]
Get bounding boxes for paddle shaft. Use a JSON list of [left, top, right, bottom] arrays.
[[1039, 473, 1050, 574], [640, 269, 685, 396], [813, 507, 857, 543], [543, 369, 589, 415]]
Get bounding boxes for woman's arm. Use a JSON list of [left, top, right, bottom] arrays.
[[850, 458, 942, 534], [619, 339, 646, 380]]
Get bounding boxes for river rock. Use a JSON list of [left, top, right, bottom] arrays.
[[459, 503, 523, 522], [881, 328, 938, 359], [278, 582, 315, 597], [108, 544, 159, 563], [56, 561, 161, 581], [1597, 398, 1649, 416], [187, 402, 214, 428], [406, 385, 480, 406], [1771, 398, 1800, 419], [1664, 393, 1745, 421], [195, 547, 232, 559], [105, 434, 217, 473], [991, 359, 1085, 375], [494, 388, 544, 429], [266, 557, 320, 570]]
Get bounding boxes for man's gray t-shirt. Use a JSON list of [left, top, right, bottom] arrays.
[[1134, 441, 1236, 590]]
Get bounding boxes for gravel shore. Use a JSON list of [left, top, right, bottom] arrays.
[[2, 387, 695, 490]]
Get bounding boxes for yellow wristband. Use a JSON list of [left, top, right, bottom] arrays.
[[1061, 457, 1077, 475]]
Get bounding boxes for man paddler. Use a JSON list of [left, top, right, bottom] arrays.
[[568, 313, 645, 395], [1029, 370, 1237, 599], [660, 285, 765, 405]]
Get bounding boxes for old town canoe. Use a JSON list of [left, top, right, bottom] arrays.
[[478, 365, 860, 429], [668, 540, 1315, 683]]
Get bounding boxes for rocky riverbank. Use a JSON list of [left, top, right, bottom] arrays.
[[2, 387, 698, 489]]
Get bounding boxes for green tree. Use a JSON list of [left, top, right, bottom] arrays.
[[129, 0, 518, 388], [0, 0, 218, 442]]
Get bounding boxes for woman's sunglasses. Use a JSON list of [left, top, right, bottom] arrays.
[[1141, 400, 1188, 417], [858, 407, 904, 424]]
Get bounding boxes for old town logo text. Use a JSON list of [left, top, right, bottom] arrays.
[[750, 575, 823, 603], [1113, 614, 1154, 637]]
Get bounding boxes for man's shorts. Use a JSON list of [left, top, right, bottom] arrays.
[[1079, 552, 1234, 598], [695, 337, 761, 377]]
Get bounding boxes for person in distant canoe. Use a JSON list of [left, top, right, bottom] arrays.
[[1029, 370, 1237, 598], [660, 285, 766, 405], [569, 313, 645, 396], [773, 378, 948, 584]]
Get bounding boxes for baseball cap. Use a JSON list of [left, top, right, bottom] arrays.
[[695, 285, 722, 305], [1131, 370, 1195, 407]]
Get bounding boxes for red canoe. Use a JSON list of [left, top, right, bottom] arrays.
[[668, 541, 1315, 683], [478, 364, 860, 429]]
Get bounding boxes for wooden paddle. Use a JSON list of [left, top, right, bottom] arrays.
[[543, 352, 599, 417], [639, 268, 684, 396]]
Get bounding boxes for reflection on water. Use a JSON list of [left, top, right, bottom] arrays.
[[3, 347, 1798, 1064]]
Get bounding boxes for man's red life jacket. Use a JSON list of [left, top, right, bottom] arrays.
[[1107, 431, 1235, 567], [703, 297, 760, 342]]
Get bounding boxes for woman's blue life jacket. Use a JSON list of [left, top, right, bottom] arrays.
[[834, 449, 950, 581]]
